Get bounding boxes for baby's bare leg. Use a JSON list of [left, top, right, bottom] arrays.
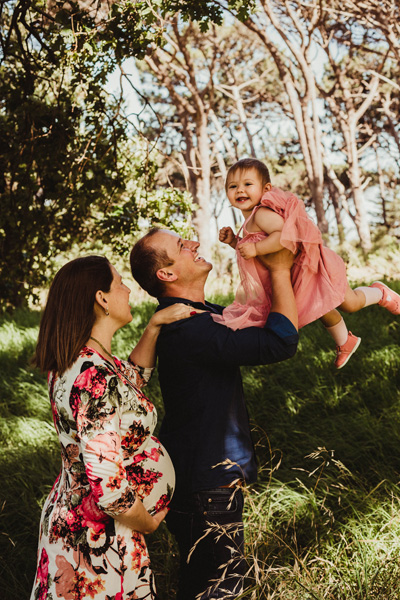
[[320, 309, 342, 328], [338, 284, 367, 313], [320, 307, 361, 368]]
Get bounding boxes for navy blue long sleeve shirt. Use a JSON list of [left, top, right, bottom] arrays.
[[155, 297, 299, 507]]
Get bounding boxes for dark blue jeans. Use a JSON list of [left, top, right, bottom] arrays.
[[166, 487, 246, 600]]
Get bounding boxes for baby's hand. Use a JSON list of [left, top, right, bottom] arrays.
[[238, 242, 257, 260], [219, 227, 236, 246]]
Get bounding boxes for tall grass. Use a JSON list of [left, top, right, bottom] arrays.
[[1, 285, 400, 599]]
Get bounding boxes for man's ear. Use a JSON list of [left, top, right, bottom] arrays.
[[156, 268, 178, 282]]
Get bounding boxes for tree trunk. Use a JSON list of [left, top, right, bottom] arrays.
[[243, 1, 329, 234], [183, 111, 212, 258]]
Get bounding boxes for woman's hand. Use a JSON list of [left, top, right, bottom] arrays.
[[112, 498, 169, 534], [149, 303, 205, 328], [149, 507, 169, 532], [129, 304, 205, 367]]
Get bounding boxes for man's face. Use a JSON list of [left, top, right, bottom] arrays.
[[150, 230, 212, 284]]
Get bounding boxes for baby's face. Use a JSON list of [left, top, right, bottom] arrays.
[[226, 168, 270, 214]]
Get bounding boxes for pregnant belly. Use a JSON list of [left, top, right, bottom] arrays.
[[126, 436, 175, 515]]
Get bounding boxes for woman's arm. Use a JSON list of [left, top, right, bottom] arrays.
[[129, 303, 203, 367], [112, 497, 168, 534]]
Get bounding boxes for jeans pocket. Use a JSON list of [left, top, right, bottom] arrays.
[[197, 488, 243, 519]]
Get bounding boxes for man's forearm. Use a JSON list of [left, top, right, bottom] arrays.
[[269, 269, 298, 331]]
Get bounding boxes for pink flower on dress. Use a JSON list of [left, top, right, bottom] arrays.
[[85, 463, 104, 501], [77, 494, 109, 534], [131, 446, 161, 465], [54, 556, 75, 600], [126, 465, 161, 497], [121, 422, 150, 457], [74, 368, 107, 398], [153, 494, 170, 514], [69, 390, 81, 420], [86, 432, 121, 462], [65, 510, 78, 526], [36, 547, 49, 599]]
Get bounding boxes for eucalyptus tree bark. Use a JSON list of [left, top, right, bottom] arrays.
[[381, 92, 400, 156], [372, 141, 389, 229], [216, 81, 258, 157], [242, 0, 329, 235], [209, 111, 241, 228], [143, 22, 214, 257], [320, 39, 379, 253], [325, 177, 345, 244]]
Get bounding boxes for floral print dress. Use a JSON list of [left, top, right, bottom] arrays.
[[30, 347, 175, 600]]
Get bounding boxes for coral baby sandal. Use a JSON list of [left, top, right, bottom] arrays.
[[335, 281, 400, 369]]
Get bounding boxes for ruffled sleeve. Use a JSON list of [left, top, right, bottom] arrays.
[[259, 187, 323, 273]]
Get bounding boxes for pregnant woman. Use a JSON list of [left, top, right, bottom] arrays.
[[30, 255, 201, 600]]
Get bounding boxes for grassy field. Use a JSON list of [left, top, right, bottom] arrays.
[[1, 285, 400, 599]]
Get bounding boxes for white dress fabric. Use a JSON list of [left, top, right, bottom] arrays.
[[30, 347, 175, 600]]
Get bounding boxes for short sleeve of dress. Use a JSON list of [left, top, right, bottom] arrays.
[[70, 364, 136, 516], [123, 358, 154, 387]]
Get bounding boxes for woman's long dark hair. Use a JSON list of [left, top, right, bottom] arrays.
[[34, 256, 113, 374]]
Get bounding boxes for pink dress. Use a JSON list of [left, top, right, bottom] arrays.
[[213, 187, 348, 330]]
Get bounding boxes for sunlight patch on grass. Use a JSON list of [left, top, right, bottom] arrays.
[[0, 416, 56, 448]]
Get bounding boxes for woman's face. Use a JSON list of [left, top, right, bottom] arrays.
[[104, 265, 132, 327]]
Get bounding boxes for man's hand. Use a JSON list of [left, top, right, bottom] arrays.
[[219, 226, 236, 246], [238, 242, 257, 260], [258, 247, 295, 272]]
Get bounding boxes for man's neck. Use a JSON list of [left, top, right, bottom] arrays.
[[162, 283, 206, 304]]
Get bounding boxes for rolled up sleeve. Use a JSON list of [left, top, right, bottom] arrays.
[[167, 312, 299, 368]]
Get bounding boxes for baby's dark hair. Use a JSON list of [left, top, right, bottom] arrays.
[[226, 158, 271, 189]]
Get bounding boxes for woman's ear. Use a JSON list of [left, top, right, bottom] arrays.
[[156, 268, 178, 283], [95, 290, 109, 315]]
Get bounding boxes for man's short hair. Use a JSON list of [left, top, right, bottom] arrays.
[[130, 228, 173, 298], [226, 158, 271, 190]]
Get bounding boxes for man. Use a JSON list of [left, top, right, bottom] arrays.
[[130, 228, 298, 600]]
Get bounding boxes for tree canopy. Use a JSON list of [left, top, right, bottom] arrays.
[[1, 0, 399, 310]]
